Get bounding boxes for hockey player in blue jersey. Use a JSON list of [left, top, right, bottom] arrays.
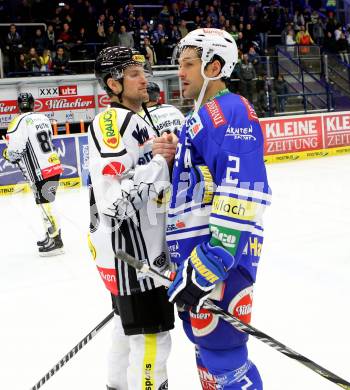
[[154, 28, 271, 389]]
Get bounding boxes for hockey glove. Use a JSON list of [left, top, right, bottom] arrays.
[[5, 149, 23, 165], [168, 242, 235, 313]]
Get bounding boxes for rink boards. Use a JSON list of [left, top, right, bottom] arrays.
[[1, 110, 350, 195]]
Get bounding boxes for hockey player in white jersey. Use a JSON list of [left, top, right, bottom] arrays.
[[5, 93, 64, 256], [139, 81, 185, 135], [88, 46, 176, 390]]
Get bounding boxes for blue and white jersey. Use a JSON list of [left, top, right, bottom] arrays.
[[166, 90, 271, 282]]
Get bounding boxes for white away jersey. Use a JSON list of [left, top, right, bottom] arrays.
[[6, 112, 62, 183], [139, 103, 185, 134], [88, 103, 171, 296]]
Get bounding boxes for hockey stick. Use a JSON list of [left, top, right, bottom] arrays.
[[115, 249, 350, 389], [29, 311, 114, 390]]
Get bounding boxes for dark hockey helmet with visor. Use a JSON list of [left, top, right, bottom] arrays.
[[147, 81, 160, 101], [95, 46, 148, 93], [17, 92, 34, 113]]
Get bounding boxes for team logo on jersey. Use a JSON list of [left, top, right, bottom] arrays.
[[187, 113, 203, 139], [153, 252, 167, 268], [132, 123, 149, 145], [190, 308, 219, 337], [205, 99, 227, 128], [225, 125, 257, 141], [240, 96, 259, 122], [102, 161, 126, 177], [99, 109, 120, 149], [48, 153, 60, 165], [228, 286, 254, 331], [97, 266, 118, 295]]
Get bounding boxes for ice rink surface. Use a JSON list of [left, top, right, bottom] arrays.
[[1, 155, 350, 390]]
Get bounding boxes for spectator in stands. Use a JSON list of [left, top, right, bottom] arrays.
[[53, 15, 63, 35], [238, 54, 256, 103], [296, 25, 314, 54], [155, 37, 169, 65], [207, 5, 219, 26], [118, 25, 134, 48], [125, 2, 137, 18], [45, 24, 56, 52], [126, 14, 137, 32], [256, 81, 276, 117], [106, 25, 119, 47], [236, 31, 248, 53], [39, 49, 53, 72], [325, 10, 338, 34], [274, 74, 289, 112], [256, 10, 270, 53], [137, 23, 151, 49], [25, 47, 41, 72], [4, 24, 23, 73], [135, 15, 147, 30], [152, 23, 167, 45], [286, 29, 296, 46], [76, 26, 88, 46], [96, 24, 106, 44], [180, 1, 191, 20], [168, 24, 182, 49], [227, 4, 239, 27], [310, 9, 320, 25], [56, 22, 74, 51], [32, 29, 46, 56], [115, 7, 127, 30], [336, 32, 349, 64], [324, 31, 337, 53], [245, 23, 256, 47], [52, 46, 69, 75], [96, 14, 107, 31], [218, 15, 226, 30], [230, 24, 239, 41], [334, 25, 343, 41], [170, 3, 181, 25], [178, 20, 188, 39], [293, 10, 305, 31], [159, 4, 170, 25], [16, 53, 28, 73], [71, 26, 89, 60], [312, 18, 325, 45], [107, 15, 116, 29], [191, 0, 205, 19], [248, 46, 260, 73], [142, 37, 156, 66]]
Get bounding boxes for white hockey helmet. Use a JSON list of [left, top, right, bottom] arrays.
[[178, 28, 238, 78]]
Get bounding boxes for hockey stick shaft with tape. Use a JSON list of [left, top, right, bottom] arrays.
[[30, 311, 114, 390], [115, 249, 350, 389]]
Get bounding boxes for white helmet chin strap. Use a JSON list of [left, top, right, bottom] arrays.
[[193, 61, 223, 114]]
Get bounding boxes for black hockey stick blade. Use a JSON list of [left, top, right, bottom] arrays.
[[115, 249, 350, 389], [29, 311, 114, 390]]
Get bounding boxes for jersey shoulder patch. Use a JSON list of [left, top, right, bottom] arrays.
[[186, 112, 204, 139], [204, 99, 227, 128], [7, 113, 26, 134], [239, 96, 259, 122], [98, 108, 120, 149]]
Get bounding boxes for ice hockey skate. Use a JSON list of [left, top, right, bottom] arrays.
[[38, 231, 64, 257], [37, 232, 50, 247]]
